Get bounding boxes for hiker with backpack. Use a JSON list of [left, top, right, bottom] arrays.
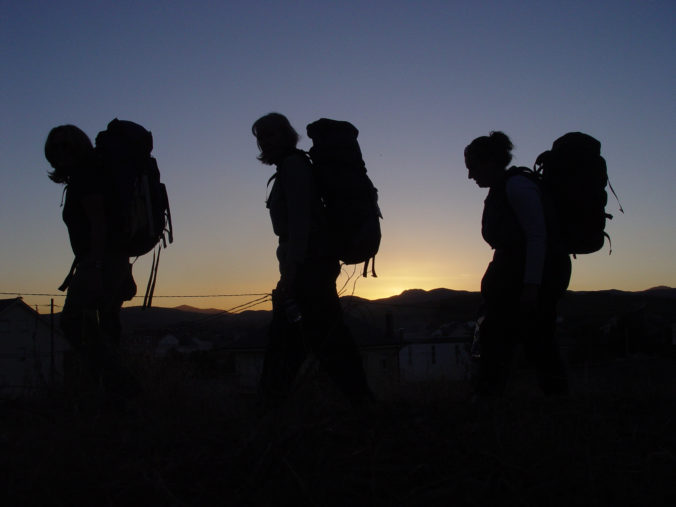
[[464, 131, 571, 397], [45, 124, 138, 409], [252, 112, 373, 410]]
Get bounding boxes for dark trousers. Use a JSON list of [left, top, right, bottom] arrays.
[[259, 258, 372, 406], [60, 256, 137, 404], [476, 250, 571, 396]]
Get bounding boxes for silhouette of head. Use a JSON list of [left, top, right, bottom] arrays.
[[464, 131, 513, 188], [44, 125, 94, 183], [252, 113, 299, 166]]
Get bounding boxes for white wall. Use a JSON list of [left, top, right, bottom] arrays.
[[0, 305, 67, 393], [399, 342, 472, 383]]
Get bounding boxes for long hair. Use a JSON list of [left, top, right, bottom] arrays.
[[464, 131, 514, 171], [44, 125, 94, 183], [251, 113, 299, 165]]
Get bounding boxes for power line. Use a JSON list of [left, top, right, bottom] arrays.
[[142, 293, 269, 298], [1, 292, 67, 297], [187, 294, 272, 323], [1, 291, 268, 299]]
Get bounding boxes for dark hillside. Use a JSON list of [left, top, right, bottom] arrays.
[[5, 288, 676, 505], [2, 354, 675, 506]]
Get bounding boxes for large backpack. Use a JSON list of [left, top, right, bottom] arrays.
[[534, 132, 621, 255], [306, 118, 382, 276], [95, 119, 173, 306]]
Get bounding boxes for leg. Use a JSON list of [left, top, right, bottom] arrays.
[[297, 260, 373, 404], [475, 259, 520, 397], [529, 253, 571, 395], [474, 310, 517, 396], [258, 291, 307, 406], [529, 298, 568, 395], [97, 297, 139, 403], [60, 284, 102, 400]]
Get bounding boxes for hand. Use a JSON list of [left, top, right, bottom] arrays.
[[277, 265, 298, 297], [69, 264, 104, 307], [519, 283, 540, 316]]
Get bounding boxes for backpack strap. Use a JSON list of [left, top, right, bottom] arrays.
[[57, 186, 75, 291], [607, 177, 624, 214], [58, 256, 79, 292], [507, 165, 538, 180], [362, 255, 377, 278], [142, 246, 162, 309], [165, 195, 174, 244]]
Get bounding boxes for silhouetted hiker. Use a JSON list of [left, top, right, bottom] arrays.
[[464, 131, 570, 397], [45, 125, 138, 410], [252, 113, 373, 410]]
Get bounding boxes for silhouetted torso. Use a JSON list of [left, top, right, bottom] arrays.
[[266, 150, 332, 275], [62, 161, 105, 257]]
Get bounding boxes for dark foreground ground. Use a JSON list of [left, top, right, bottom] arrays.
[[2, 355, 675, 507]]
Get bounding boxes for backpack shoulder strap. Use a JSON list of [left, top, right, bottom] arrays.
[[57, 256, 79, 292], [506, 165, 537, 179]]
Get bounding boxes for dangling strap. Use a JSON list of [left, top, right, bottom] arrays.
[[604, 173, 622, 256], [146, 246, 161, 308], [142, 250, 155, 308], [265, 172, 278, 207], [607, 177, 624, 214], [165, 199, 174, 244], [362, 255, 378, 278], [142, 247, 162, 309], [58, 256, 79, 292]]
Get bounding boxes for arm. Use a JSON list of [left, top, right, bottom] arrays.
[[67, 191, 106, 304], [279, 154, 313, 281], [81, 193, 107, 266], [506, 175, 547, 287]]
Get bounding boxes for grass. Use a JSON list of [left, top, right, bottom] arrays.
[[2, 354, 675, 506]]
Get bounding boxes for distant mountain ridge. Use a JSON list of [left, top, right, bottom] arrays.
[[641, 286, 676, 298], [172, 305, 225, 314], [125, 287, 675, 316], [118, 287, 676, 338]]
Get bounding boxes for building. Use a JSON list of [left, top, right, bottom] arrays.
[[221, 312, 403, 398], [399, 321, 474, 383], [0, 298, 68, 395]]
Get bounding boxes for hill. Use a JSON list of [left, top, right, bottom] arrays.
[[118, 287, 676, 340], [7, 291, 675, 506], [3, 354, 675, 506]]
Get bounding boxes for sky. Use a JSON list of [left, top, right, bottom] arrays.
[[2, 0, 675, 314]]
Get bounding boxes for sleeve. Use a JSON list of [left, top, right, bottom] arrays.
[[279, 154, 313, 268], [80, 164, 107, 261], [506, 175, 547, 285], [73, 159, 106, 197]]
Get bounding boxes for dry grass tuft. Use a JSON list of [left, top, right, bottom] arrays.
[[2, 354, 675, 506]]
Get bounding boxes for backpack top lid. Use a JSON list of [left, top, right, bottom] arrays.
[[307, 118, 359, 145], [536, 131, 601, 168], [306, 118, 364, 168], [95, 118, 153, 160], [551, 132, 600, 155]]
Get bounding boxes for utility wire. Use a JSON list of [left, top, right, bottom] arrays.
[[3, 291, 436, 309], [178, 294, 272, 324], [1, 291, 268, 298]]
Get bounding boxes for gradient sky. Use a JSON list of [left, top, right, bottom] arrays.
[[2, 0, 675, 313]]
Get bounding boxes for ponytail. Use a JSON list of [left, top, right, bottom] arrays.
[[464, 131, 514, 170]]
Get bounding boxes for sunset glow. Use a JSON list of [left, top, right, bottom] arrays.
[[2, 1, 674, 313]]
